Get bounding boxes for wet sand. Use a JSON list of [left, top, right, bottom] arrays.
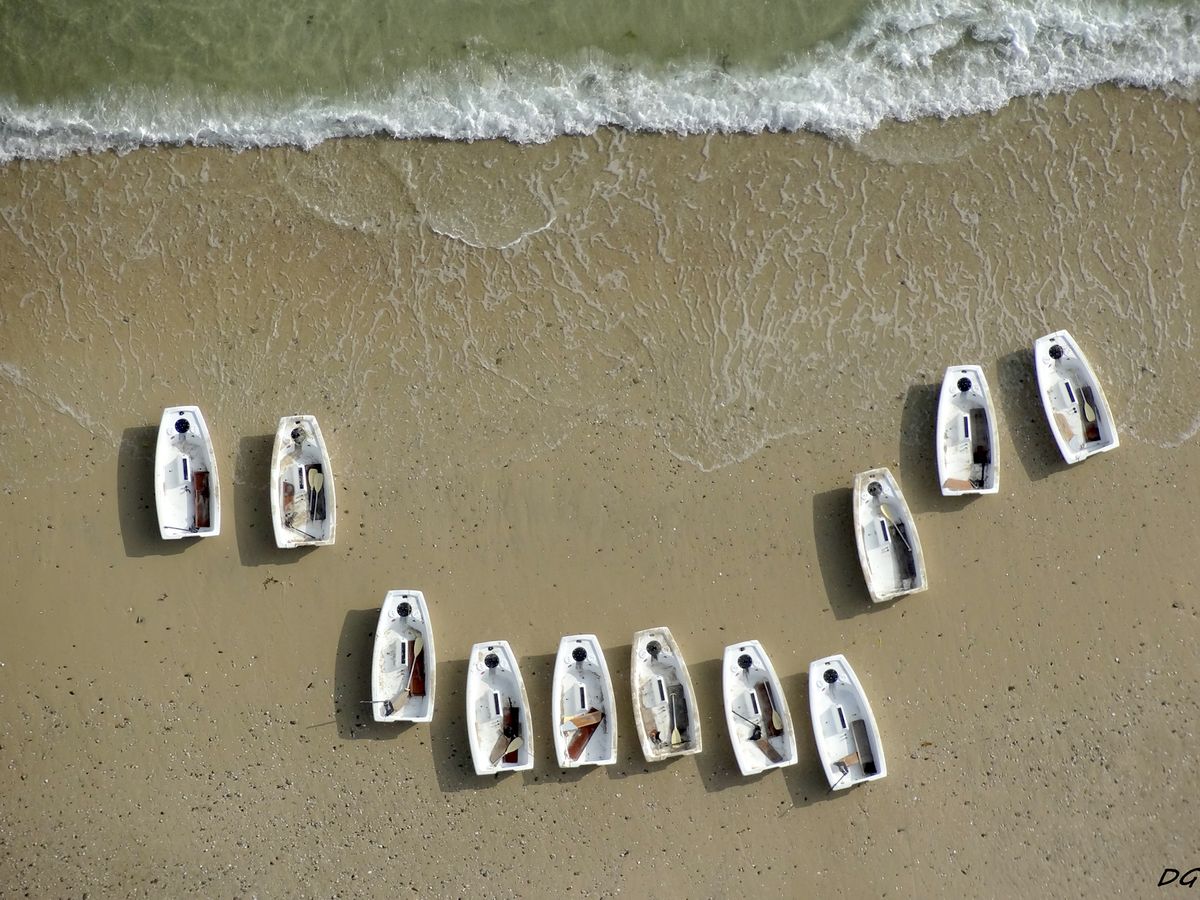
[[2, 85, 1199, 897]]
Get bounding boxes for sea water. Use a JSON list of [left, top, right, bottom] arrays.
[[0, 0, 1197, 162]]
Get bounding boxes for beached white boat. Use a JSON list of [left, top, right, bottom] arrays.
[[154, 406, 220, 539], [1033, 330, 1119, 464], [936, 365, 999, 496], [722, 641, 797, 775], [370, 590, 435, 723], [466, 641, 534, 775], [853, 468, 928, 603], [270, 415, 336, 548], [631, 627, 702, 762], [552, 634, 617, 768], [808, 654, 886, 791]]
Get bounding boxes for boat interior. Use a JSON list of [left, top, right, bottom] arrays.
[[376, 616, 429, 719], [559, 657, 613, 764], [728, 656, 790, 768], [637, 667, 693, 753], [1044, 360, 1112, 452], [940, 400, 995, 492], [159, 418, 216, 534], [277, 426, 332, 544], [860, 489, 919, 596]]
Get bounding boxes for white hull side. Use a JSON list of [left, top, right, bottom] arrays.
[[270, 415, 337, 548], [722, 641, 798, 776], [370, 590, 436, 723], [809, 654, 887, 790], [466, 641, 534, 775], [631, 627, 703, 761], [936, 366, 1000, 496], [154, 406, 220, 539], [852, 467, 928, 603], [1034, 331, 1119, 464], [552, 634, 618, 768]]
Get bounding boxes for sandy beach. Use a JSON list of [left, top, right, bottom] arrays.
[[2, 85, 1199, 897]]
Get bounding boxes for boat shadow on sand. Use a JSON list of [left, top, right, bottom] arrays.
[[779, 671, 849, 809], [335, 608, 410, 743], [993, 348, 1072, 483], [687, 662, 839, 807], [334, 610, 493, 788], [812, 488, 895, 621], [331, 633, 617, 793], [235, 434, 315, 567], [897, 382, 983, 516], [117, 426, 191, 558]]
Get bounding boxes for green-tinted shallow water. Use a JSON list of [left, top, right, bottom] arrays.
[[0, 0, 1196, 158], [0, 0, 865, 102]]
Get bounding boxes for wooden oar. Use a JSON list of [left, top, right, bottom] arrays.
[[309, 470, 325, 520], [563, 709, 605, 729], [733, 706, 780, 761], [566, 717, 601, 761], [669, 694, 682, 746], [388, 635, 423, 712], [1081, 390, 1097, 424], [756, 682, 784, 735], [756, 736, 784, 764], [879, 503, 911, 551], [1080, 386, 1102, 442], [489, 727, 521, 765]]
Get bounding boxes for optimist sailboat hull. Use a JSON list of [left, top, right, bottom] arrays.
[[852, 467, 928, 603], [809, 654, 887, 790], [935, 366, 1000, 496], [722, 641, 797, 776], [631, 627, 702, 761], [1033, 330, 1119, 464], [154, 406, 220, 539], [370, 590, 436, 723], [552, 634, 617, 768], [270, 415, 336, 548], [466, 641, 534, 775]]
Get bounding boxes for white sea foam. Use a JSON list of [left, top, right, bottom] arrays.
[[1, 0, 1197, 162]]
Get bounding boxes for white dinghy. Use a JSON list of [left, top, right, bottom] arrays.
[[552, 634, 617, 768], [853, 468, 928, 603], [1034, 330, 1119, 464], [936, 366, 1000, 496], [466, 641, 534, 775], [270, 415, 336, 548], [722, 641, 797, 775], [154, 406, 220, 539], [630, 627, 702, 762], [370, 590, 435, 723], [808, 654, 886, 791]]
